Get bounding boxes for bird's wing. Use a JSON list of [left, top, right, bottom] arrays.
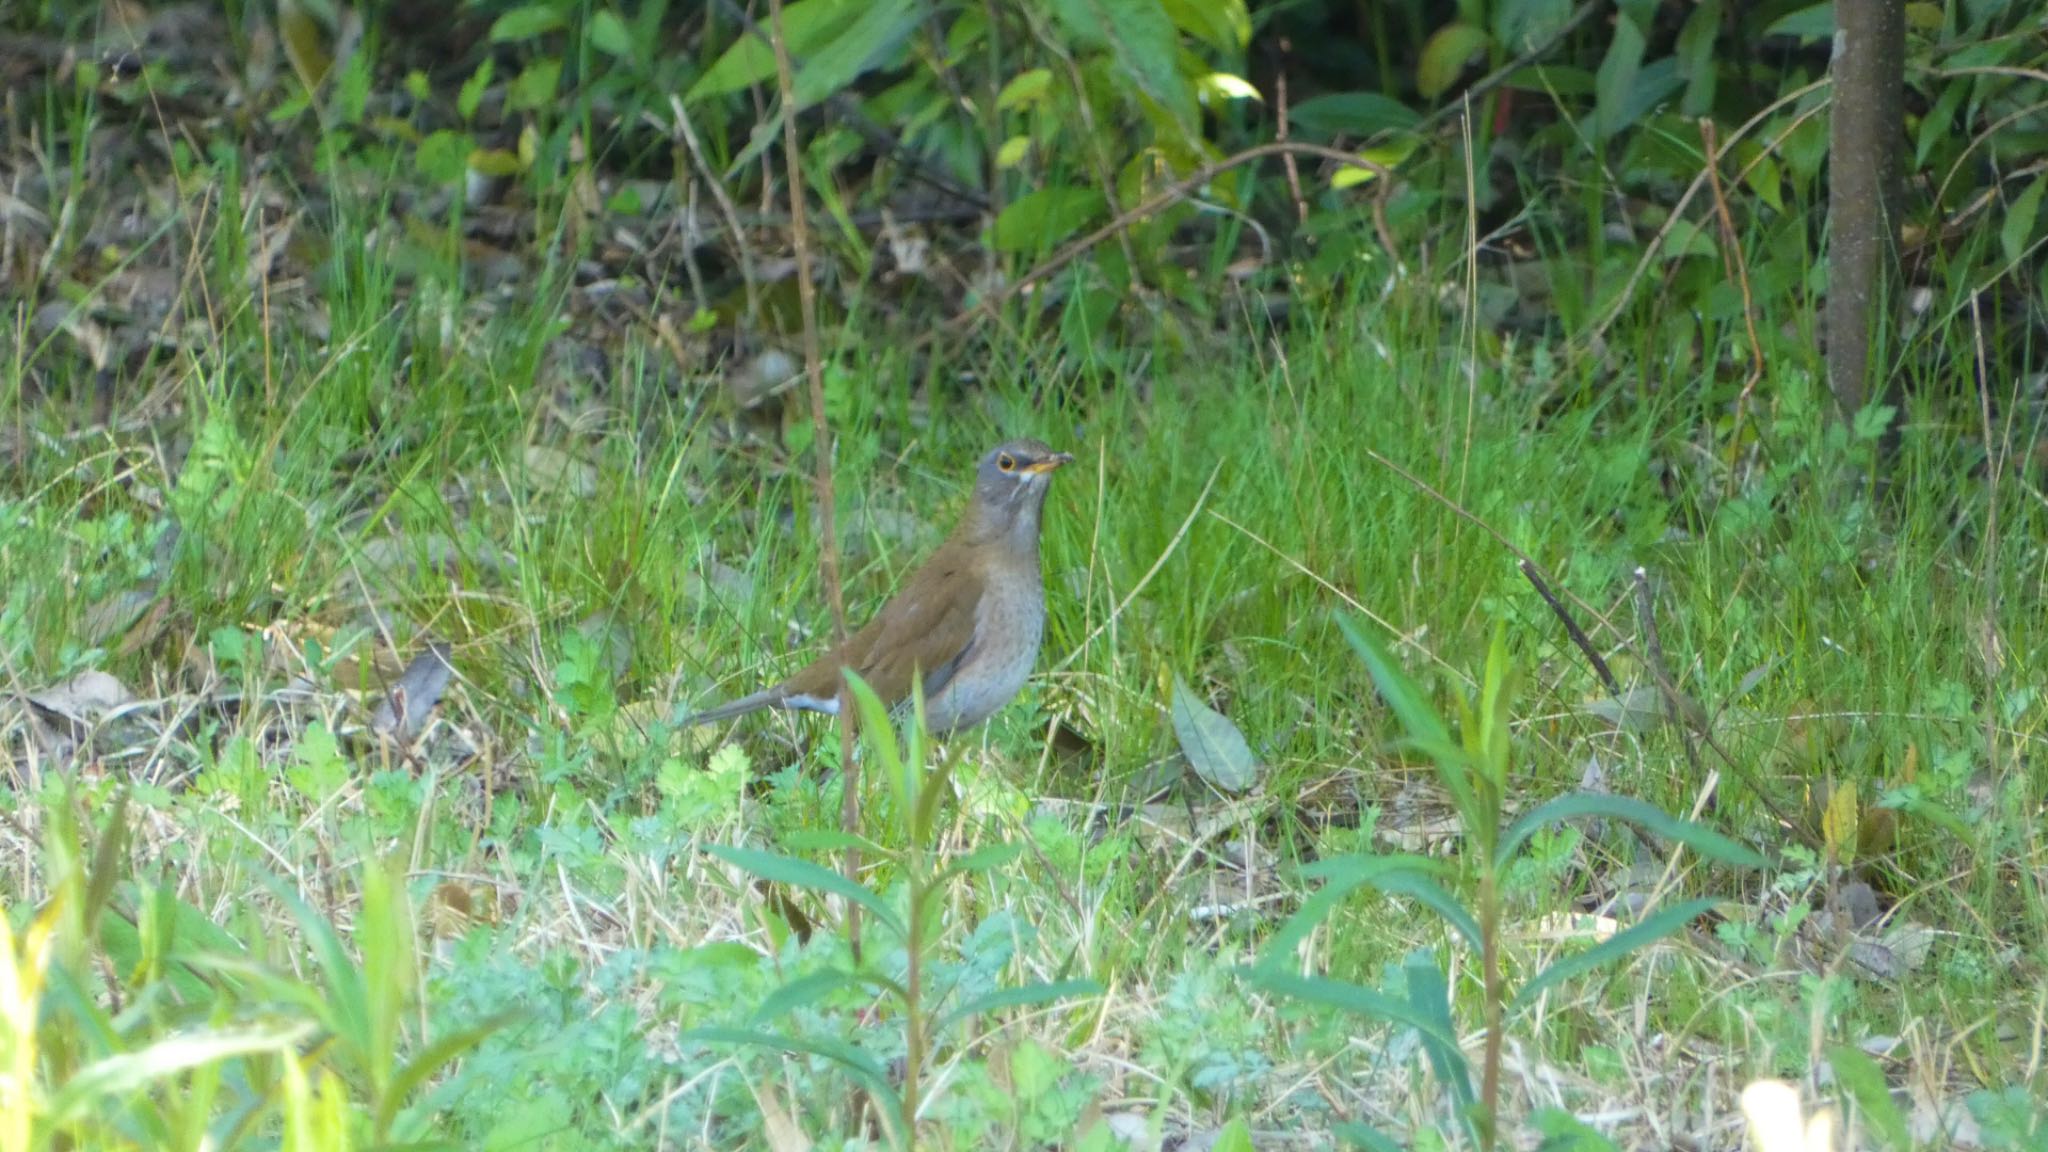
[[784, 558, 981, 709]]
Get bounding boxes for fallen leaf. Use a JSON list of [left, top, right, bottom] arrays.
[[27, 671, 134, 721], [1170, 674, 1258, 794]]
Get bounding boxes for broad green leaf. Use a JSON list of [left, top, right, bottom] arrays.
[[1171, 673, 1259, 793], [1164, 0, 1252, 50], [2000, 175, 2045, 268], [1502, 65, 1597, 95], [1513, 897, 1719, 1008], [587, 10, 635, 59], [1915, 80, 1967, 168], [1763, 3, 1834, 40], [1289, 92, 1421, 140], [992, 186, 1105, 253], [1826, 1044, 1911, 1151], [996, 68, 1053, 109], [488, 4, 565, 42], [1495, 793, 1766, 871], [938, 839, 1027, 882], [1047, 0, 1190, 126], [1244, 968, 1462, 1050], [1739, 142, 1785, 213], [938, 978, 1103, 1032], [1676, 0, 1721, 116], [1593, 9, 1646, 139], [790, 0, 921, 109], [996, 135, 1032, 169], [1330, 137, 1419, 189], [687, 0, 864, 103], [1336, 1123, 1406, 1152], [1418, 22, 1489, 100], [703, 844, 906, 938]]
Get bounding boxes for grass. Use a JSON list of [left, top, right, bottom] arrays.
[[5, 42, 2048, 1152]]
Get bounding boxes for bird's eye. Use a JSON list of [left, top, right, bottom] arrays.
[[997, 454, 1017, 472]]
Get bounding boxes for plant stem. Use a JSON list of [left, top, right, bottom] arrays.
[[1478, 868, 1501, 1151]]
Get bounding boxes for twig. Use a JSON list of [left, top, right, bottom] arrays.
[[1276, 38, 1306, 229], [669, 95, 759, 325], [1969, 294, 2003, 784], [933, 141, 1396, 346], [1699, 117, 1767, 486], [1518, 559, 1620, 698], [765, 0, 859, 958]]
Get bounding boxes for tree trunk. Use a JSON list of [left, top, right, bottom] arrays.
[[1825, 0, 1906, 417]]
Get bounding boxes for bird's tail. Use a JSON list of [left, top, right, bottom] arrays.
[[679, 687, 784, 727]]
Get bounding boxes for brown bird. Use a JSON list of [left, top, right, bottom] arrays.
[[684, 438, 1074, 735]]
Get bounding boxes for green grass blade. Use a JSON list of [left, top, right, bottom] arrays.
[[1512, 897, 1720, 1009], [1495, 793, 1766, 872], [1336, 612, 1451, 746], [682, 1026, 903, 1139]]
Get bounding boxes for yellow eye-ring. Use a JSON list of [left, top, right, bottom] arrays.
[[997, 454, 1017, 472]]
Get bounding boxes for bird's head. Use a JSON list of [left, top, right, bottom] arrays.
[[966, 437, 1074, 540]]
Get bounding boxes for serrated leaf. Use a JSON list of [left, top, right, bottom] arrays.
[[1171, 673, 1259, 793], [588, 10, 634, 59], [489, 4, 566, 42], [996, 68, 1052, 109], [1513, 897, 1720, 1008], [992, 185, 1104, 253], [2000, 175, 2044, 267], [1418, 22, 1489, 100]]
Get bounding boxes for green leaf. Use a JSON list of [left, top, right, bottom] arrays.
[[938, 978, 1103, 1032], [1047, 0, 1191, 126], [1402, 951, 1475, 1112], [1288, 92, 1421, 140], [1512, 897, 1719, 1008], [1211, 1117, 1256, 1152], [938, 839, 1027, 882], [1418, 22, 1490, 100], [1171, 673, 1259, 793], [992, 186, 1105, 253], [1675, 0, 1721, 116], [687, 0, 863, 103], [415, 129, 475, 186], [790, 0, 921, 109], [683, 1027, 903, 1140], [1763, 3, 1834, 40], [379, 1009, 527, 1140], [1826, 1044, 1910, 1152], [1495, 793, 1766, 872], [1503, 65, 1598, 95], [1593, 8, 1646, 139], [703, 844, 906, 939], [47, 1024, 317, 1122], [1163, 0, 1252, 51], [588, 10, 635, 60], [488, 4, 565, 42], [749, 968, 866, 1025], [1335, 614, 1451, 747], [1244, 968, 1463, 1051], [1336, 1123, 1406, 1152], [2000, 175, 2045, 267], [996, 68, 1053, 109], [1372, 869, 1484, 953]]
